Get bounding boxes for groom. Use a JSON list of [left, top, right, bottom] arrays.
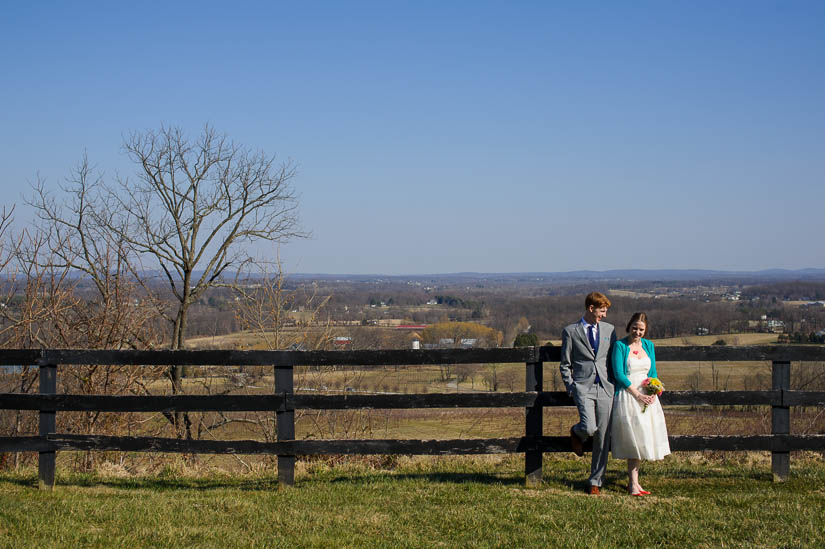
[[559, 291, 616, 495]]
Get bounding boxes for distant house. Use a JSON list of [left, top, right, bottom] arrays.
[[424, 337, 479, 349], [766, 319, 785, 333], [752, 317, 786, 333]]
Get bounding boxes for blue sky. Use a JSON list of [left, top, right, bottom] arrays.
[[2, 1, 824, 274]]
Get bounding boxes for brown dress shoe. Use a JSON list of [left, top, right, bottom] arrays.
[[588, 485, 600, 495], [570, 426, 584, 457]]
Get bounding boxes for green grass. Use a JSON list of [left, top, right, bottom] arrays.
[[2, 454, 824, 548]]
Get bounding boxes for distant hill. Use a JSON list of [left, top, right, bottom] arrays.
[[9, 268, 822, 288], [286, 268, 825, 283]]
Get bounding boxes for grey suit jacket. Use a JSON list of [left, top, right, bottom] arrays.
[[559, 321, 616, 396]]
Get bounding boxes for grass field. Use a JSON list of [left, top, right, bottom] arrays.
[[653, 333, 780, 346], [2, 454, 824, 548]]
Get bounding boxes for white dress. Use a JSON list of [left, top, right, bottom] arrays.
[[611, 353, 671, 460]]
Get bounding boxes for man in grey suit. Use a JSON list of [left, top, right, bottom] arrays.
[[559, 291, 616, 495]]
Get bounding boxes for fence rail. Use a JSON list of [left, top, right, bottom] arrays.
[[2, 345, 825, 490], [3, 345, 825, 366], [4, 390, 825, 411]]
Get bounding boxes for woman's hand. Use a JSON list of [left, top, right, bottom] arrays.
[[630, 389, 655, 407], [638, 394, 655, 406]]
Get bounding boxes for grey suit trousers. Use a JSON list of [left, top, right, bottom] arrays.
[[572, 382, 613, 487]]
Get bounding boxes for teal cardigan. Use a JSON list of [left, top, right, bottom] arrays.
[[611, 337, 657, 395]]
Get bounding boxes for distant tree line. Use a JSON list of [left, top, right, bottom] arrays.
[[176, 279, 825, 346], [778, 332, 825, 344], [741, 282, 825, 301]]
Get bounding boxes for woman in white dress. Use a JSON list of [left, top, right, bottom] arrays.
[[611, 312, 670, 496]]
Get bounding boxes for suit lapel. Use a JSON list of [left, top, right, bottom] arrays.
[[576, 323, 596, 358]]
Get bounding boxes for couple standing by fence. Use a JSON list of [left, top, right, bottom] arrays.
[[559, 292, 671, 496]]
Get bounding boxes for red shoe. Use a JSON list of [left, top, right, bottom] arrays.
[[639, 490, 650, 495]]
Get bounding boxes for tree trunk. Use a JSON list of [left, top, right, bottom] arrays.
[[171, 307, 186, 384], [169, 304, 191, 438]]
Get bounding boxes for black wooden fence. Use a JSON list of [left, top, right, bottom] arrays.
[[2, 345, 825, 490]]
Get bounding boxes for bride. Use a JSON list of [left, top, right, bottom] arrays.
[[610, 312, 670, 496]]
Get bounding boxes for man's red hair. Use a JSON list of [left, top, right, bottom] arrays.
[[585, 291, 611, 309]]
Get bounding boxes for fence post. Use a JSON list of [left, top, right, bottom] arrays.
[[771, 360, 791, 482], [525, 347, 543, 486], [38, 362, 57, 490], [275, 364, 295, 487]]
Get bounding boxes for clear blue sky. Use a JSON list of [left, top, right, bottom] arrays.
[[2, 1, 824, 274]]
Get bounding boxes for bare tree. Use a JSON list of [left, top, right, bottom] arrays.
[[29, 157, 163, 350], [233, 259, 331, 352], [24, 125, 304, 440], [34, 126, 305, 396], [230, 261, 337, 467], [114, 126, 304, 351], [0, 209, 166, 470]]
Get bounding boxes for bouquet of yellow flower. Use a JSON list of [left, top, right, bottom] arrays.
[[640, 377, 664, 413]]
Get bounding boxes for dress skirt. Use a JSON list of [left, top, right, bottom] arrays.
[[611, 355, 671, 461]]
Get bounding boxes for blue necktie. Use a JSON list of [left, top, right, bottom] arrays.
[[588, 325, 598, 354], [589, 325, 601, 384]]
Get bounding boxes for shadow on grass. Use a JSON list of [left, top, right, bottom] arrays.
[[321, 464, 628, 490], [0, 475, 38, 489], [657, 466, 772, 482], [3, 472, 527, 490], [327, 470, 526, 487], [0, 474, 280, 491], [5, 456, 805, 491]]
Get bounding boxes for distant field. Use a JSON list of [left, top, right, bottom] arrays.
[[654, 333, 780, 346], [191, 329, 781, 350], [185, 329, 299, 349], [185, 325, 415, 350], [543, 332, 781, 348], [607, 289, 658, 298]]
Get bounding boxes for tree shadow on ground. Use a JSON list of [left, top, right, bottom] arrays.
[[0, 474, 280, 491], [2, 458, 789, 491], [328, 470, 526, 487]]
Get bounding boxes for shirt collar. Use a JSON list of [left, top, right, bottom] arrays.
[[580, 317, 598, 330]]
